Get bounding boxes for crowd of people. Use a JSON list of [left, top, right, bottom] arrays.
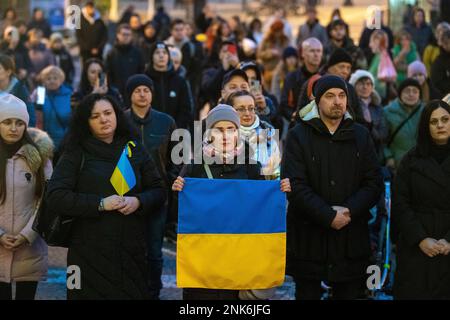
[[0, 1, 450, 300]]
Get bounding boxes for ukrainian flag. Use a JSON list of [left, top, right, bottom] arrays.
[[110, 141, 136, 196], [177, 178, 286, 290]]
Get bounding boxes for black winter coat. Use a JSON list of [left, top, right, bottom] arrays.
[[145, 65, 194, 130], [392, 148, 450, 299], [76, 14, 108, 60], [46, 137, 166, 299], [281, 115, 383, 282], [177, 152, 262, 300], [106, 44, 145, 96]]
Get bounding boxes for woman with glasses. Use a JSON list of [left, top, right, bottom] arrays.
[[226, 90, 281, 178], [392, 99, 450, 299]]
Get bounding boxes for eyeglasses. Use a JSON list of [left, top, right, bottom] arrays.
[[235, 107, 256, 114], [430, 116, 450, 126]]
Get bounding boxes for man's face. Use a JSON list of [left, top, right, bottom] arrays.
[[318, 88, 347, 120], [172, 23, 186, 42], [130, 16, 141, 30], [307, 11, 317, 23], [86, 5, 95, 17], [131, 85, 152, 109], [153, 47, 169, 70], [221, 76, 250, 100], [328, 62, 352, 81], [331, 25, 346, 41], [302, 44, 323, 68], [117, 28, 132, 45]]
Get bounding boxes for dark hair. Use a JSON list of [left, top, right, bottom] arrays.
[[116, 23, 131, 34], [61, 94, 138, 149], [416, 100, 450, 157], [0, 54, 15, 77], [0, 130, 44, 205], [79, 58, 105, 93], [3, 7, 17, 20], [249, 18, 262, 31], [225, 90, 256, 106], [171, 18, 185, 30]]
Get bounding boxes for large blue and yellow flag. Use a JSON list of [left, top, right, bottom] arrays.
[[177, 178, 287, 290], [110, 141, 136, 196]]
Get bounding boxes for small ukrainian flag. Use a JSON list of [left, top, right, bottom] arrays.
[[110, 141, 136, 196]]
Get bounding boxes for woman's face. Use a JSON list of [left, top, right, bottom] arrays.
[[221, 23, 231, 37], [429, 107, 450, 145], [400, 86, 420, 107], [411, 73, 426, 85], [285, 56, 298, 70], [369, 37, 380, 53], [0, 118, 26, 144], [401, 36, 411, 48], [0, 64, 12, 83], [355, 78, 374, 99], [144, 25, 156, 38], [210, 120, 238, 153], [43, 72, 63, 91], [87, 63, 102, 86], [233, 95, 256, 127], [88, 100, 117, 142]]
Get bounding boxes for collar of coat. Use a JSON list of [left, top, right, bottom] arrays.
[[407, 148, 450, 188], [13, 128, 54, 173]]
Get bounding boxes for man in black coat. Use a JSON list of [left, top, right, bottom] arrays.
[[105, 24, 145, 97], [145, 42, 194, 130], [124, 74, 179, 300], [76, 2, 108, 63], [281, 75, 383, 300]]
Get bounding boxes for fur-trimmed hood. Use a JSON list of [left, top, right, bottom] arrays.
[[16, 128, 54, 173]]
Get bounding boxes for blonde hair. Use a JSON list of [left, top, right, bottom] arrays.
[[39, 65, 65, 83]]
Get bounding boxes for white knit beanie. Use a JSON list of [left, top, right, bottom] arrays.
[[0, 93, 29, 125], [349, 69, 375, 87]]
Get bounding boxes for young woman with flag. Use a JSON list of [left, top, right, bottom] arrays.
[[46, 94, 166, 300], [172, 104, 290, 300]]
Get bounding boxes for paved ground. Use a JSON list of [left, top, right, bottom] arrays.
[[35, 241, 296, 300]]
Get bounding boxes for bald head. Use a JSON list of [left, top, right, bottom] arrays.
[[302, 37, 323, 70]]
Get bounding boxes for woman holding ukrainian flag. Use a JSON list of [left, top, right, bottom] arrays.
[[46, 94, 166, 300], [172, 104, 291, 300]]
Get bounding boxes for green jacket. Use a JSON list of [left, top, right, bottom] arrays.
[[383, 98, 424, 165]]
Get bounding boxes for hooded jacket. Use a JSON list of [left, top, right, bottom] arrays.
[[0, 128, 53, 283]]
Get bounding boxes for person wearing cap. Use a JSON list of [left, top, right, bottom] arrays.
[[271, 46, 299, 105], [0, 94, 53, 300], [172, 104, 291, 300], [105, 23, 145, 97], [296, 7, 328, 48], [144, 41, 194, 130], [257, 19, 290, 89], [0, 54, 35, 127], [124, 74, 178, 299], [281, 75, 383, 300], [238, 61, 278, 125], [49, 32, 75, 86], [407, 61, 440, 103], [280, 38, 323, 129], [324, 19, 367, 71], [323, 48, 366, 126], [383, 78, 425, 172], [349, 69, 388, 162]]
